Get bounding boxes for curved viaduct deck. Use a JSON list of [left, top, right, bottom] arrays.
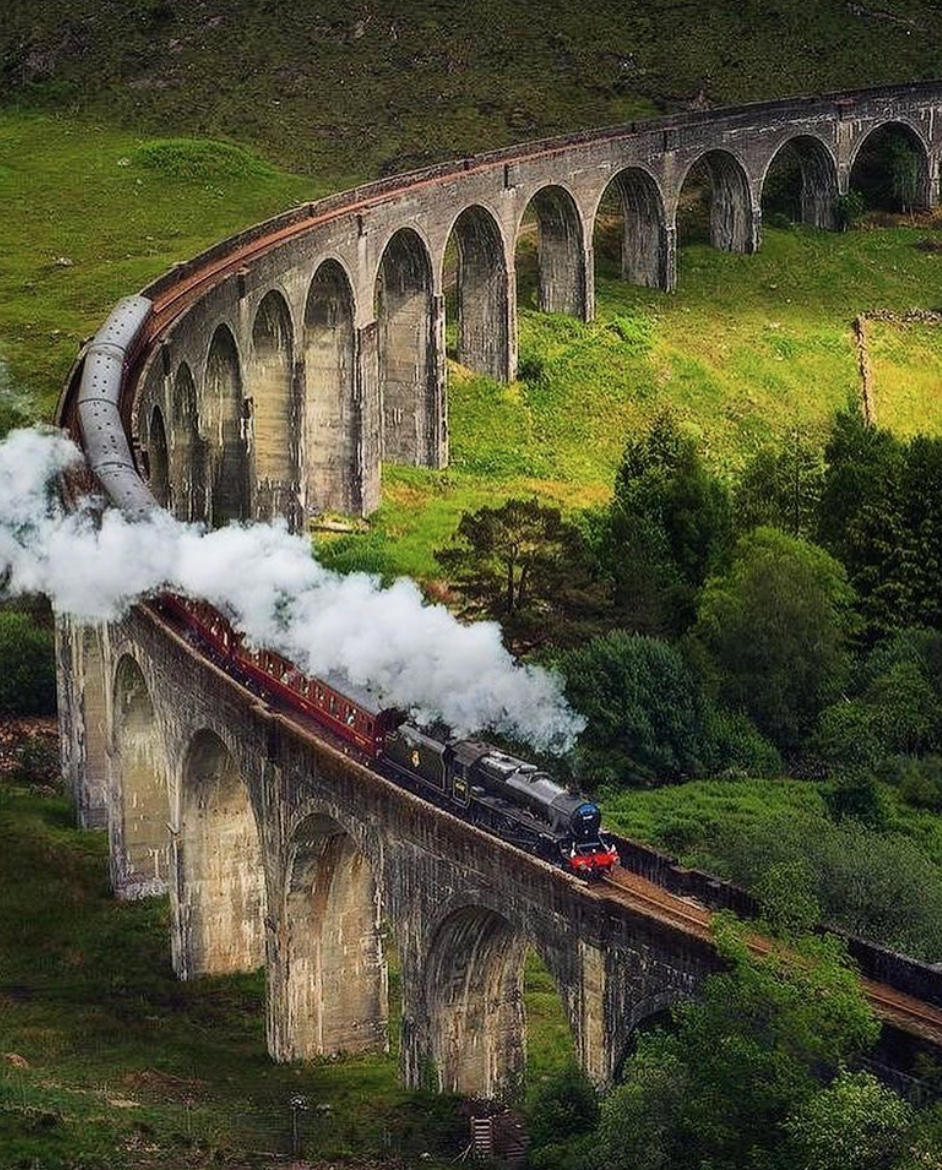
[[55, 81, 942, 1099]]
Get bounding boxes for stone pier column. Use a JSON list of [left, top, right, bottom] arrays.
[[356, 322, 381, 516], [660, 224, 677, 292], [266, 819, 388, 1062]]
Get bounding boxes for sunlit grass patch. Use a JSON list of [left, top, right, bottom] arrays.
[[867, 319, 942, 437]]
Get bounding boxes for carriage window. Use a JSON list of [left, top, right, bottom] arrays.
[[329, 695, 337, 714], [346, 707, 357, 727]]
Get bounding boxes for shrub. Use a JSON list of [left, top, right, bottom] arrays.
[[562, 631, 706, 785], [0, 611, 56, 717], [835, 189, 866, 230], [894, 755, 942, 810], [712, 811, 942, 961], [824, 769, 890, 830], [131, 138, 275, 181], [699, 703, 782, 779], [526, 1063, 599, 1155]]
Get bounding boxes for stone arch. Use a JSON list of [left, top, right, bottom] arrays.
[[272, 811, 387, 1061], [251, 290, 301, 528], [761, 135, 839, 229], [424, 905, 530, 1098], [374, 228, 440, 466], [611, 990, 685, 1083], [204, 324, 251, 527], [849, 120, 933, 212], [147, 405, 170, 509], [516, 185, 588, 317], [676, 149, 757, 254], [173, 729, 265, 979], [111, 654, 169, 899], [593, 167, 670, 289], [171, 362, 206, 524], [445, 204, 512, 381], [304, 260, 360, 515]]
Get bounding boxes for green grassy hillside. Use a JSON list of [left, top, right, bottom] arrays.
[[3, 0, 942, 180]]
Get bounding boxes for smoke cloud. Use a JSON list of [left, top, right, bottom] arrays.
[[0, 428, 584, 751]]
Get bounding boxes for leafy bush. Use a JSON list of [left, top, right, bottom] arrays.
[[562, 631, 705, 785], [824, 769, 890, 830], [694, 527, 855, 754], [0, 611, 56, 717], [699, 703, 783, 779], [814, 699, 883, 774], [782, 1070, 913, 1170], [526, 1063, 599, 1162], [892, 755, 942, 811], [835, 189, 866, 230], [131, 138, 275, 181], [710, 811, 942, 961]]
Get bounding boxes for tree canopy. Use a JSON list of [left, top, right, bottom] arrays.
[[694, 527, 855, 754]]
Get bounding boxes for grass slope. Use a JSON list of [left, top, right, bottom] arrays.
[[326, 222, 942, 578], [0, 111, 320, 422], [4, 1, 942, 179]]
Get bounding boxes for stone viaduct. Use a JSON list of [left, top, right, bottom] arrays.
[[55, 83, 942, 1100], [57, 605, 719, 1097], [128, 82, 942, 528]]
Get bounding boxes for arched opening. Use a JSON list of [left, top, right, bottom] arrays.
[[613, 1000, 681, 1083], [761, 136, 839, 230], [849, 122, 932, 213], [171, 362, 205, 524], [275, 812, 387, 1060], [676, 150, 756, 254], [148, 405, 170, 509], [251, 290, 301, 528], [515, 186, 586, 317], [425, 906, 528, 1098], [523, 948, 578, 1085], [204, 325, 250, 527], [375, 228, 437, 466], [112, 655, 169, 900], [175, 730, 265, 979], [77, 626, 109, 829], [592, 167, 669, 289], [304, 260, 359, 515], [445, 205, 511, 382]]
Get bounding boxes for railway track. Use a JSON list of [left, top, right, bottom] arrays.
[[599, 867, 942, 1043]]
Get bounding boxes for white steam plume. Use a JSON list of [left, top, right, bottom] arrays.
[[0, 428, 584, 751]]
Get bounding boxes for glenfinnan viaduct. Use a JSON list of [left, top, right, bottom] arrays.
[[56, 84, 942, 1099]]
